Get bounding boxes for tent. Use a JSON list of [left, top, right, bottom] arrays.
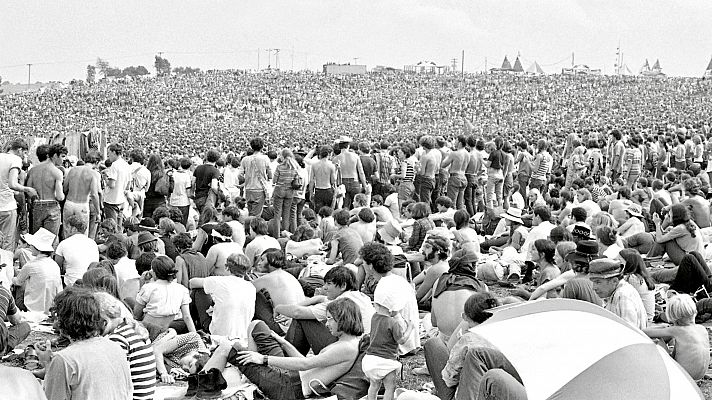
[[500, 56, 512, 70], [704, 57, 712, 78], [526, 61, 545, 75], [512, 57, 524, 73], [473, 299, 703, 400]]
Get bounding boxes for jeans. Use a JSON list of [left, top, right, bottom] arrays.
[[342, 179, 361, 211], [290, 198, 305, 233], [313, 188, 334, 213], [245, 189, 266, 217], [254, 289, 285, 335], [285, 318, 337, 355], [455, 347, 523, 400], [502, 174, 513, 210], [623, 232, 654, 255], [272, 186, 294, 234], [516, 174, 529, 202], [7, 321, 31, 351], [424, 337, 455, 400], [485, 172, 504, 209], [447, 174, 467, 210], [415, 175, 435, 209], [0, 210, 17, 251], [477, 369, 527, 400], [398, 181, 415, 203], [103, 202, 123, 230], [228, 321, 303, 400], [647, 236, 687, 265], [464, 174, 478, 217], [31, 201, 61, 236]]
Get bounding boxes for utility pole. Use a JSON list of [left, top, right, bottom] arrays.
[[572, 52, 575, 67], [461, 50, 465, 76], [158, 51, 164, 58], [291, 46, 295, 71], [27, 64, 32, 90], [265, 49, 272, 69], [485, 57, 488, 72], [257, 48, 260, 71], [274, 49, 280, 70], [451, 58, 458, 72], [353, 57, 359, 65]]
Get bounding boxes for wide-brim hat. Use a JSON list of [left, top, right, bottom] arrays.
[[501, 207, 524, 225], [588, 258, 624, 279], [21, 228, 56, 253], [565, 239, 600, 264], [378, 220, 403, 245], [625, 203, 643, 218], [137, 231, 158, 247]]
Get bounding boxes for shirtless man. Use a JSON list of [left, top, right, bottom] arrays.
[[464, 136, 486, 217], [442, 135, 469, 210], [332, 137, 366, 210], [431, 137, 446, 208], [63, 150, 101, 237], [309, 145, 336, 212], [25, 144, 65, 236], [414, 135, 438, 209]]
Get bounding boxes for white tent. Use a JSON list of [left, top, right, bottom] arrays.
[[526, 61, 545, 75], [473, 299, 703, 399]]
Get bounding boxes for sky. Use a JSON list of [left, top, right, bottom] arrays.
[[2, 0, 712, 83]]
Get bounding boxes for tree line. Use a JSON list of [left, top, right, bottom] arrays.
[[87, 56, 201, 82]]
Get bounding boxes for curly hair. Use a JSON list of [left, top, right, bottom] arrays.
[[463, 292, 498, 323], [172, 232, 193, 251], [52, 286, 105, 341], [262, 248, 285, 269], [360, 242, 393, 274], [325, 298, 364, 336]]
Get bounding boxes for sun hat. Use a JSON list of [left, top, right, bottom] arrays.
[[501, 207, 524, 225], [625, 203, 643, 218], [335, 135, 353, 144], [21, 228, 56, 253], [588, 258, 624, 279], [377, 219, 403, 245], [565, 240, 600, 264], [373, 278, 408, 312], [137, 231, 158, 247], [571, 224, 593, 240]]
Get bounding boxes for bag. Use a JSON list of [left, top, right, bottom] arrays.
[[155, 173, 171, 196], [291, 172, 303, 190]]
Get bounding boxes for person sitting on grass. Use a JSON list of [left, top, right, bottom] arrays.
[[644, 293, 710, 381], [362, 288, 415, 400]]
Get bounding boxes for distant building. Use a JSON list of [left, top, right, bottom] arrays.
[[703, 57, 712, 79], [562, 64, 602, 76], [323, 63, 367, 75], [490, 56, 525, 74], [404, 61, 450, 74], [372, 65, 401, 73]]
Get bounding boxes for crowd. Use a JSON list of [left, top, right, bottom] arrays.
[[0, 71, 711, 399]]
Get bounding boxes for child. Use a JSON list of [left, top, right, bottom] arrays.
[[643, 293, 710, 380], [362, 290, 415, 400]]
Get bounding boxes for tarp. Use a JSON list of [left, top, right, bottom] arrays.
[[472, 299, 703, 400], [500, 56, 512, 70], [526, 61, 545, 75], [512, 57, 524, 73]]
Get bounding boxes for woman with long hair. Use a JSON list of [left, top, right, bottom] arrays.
[[648, 203, 704, 265], [272, 149, 299, 234], [619, 249, 656, 323], [144, 154, 170, 218], [191, 205, 221, 256]]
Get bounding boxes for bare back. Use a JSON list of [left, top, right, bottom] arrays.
[[669, 324, 710, 380], [419, 150, 437, 178], [334, 151, 360, 179], [252, 269, 306, 306], [65, 165, 100, 203], [447, 149, 469, 175], [26, 162, 63, 201], [311, 159, 335, 189], [299, 336, 360, 396]]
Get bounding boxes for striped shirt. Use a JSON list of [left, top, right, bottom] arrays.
[[109, 322, 157, 400], [531, 151, 553, 181], [397, 160, 416, 183]]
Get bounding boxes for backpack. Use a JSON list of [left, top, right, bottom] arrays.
[[291, 171, 303, 190], [155, 173, 172, 196]]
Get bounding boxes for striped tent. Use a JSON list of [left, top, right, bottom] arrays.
[[472, 299, 703, 399]]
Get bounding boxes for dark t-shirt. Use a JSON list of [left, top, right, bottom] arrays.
[[488, 150, 503, 170], [366, 313, 404, 360], [193, 164, 220, 199], [360, 155, 376, 183]]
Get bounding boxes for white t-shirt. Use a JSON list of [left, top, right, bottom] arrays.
[[308, 290, 376, 332], [55, 234, 99, 286], [104, 157, 132, 205], [203, 275, 256, 339], [169, 170, 192, 207], [374, 274, 420, 355], [114, 257, 140, 301], [245, 235, 281, 267], [226, 220, 246, 248], [384, 193, 400, 219], [136, 280, 191, 318], [0, 153, 22, 212]]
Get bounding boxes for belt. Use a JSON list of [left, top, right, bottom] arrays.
[[33, 199, 59, 204], [342, 178, 356, 181]]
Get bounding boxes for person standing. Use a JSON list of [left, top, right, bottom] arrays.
[[414, 136, 438, 210], [373, 141, 395, 199], [442, 135, 469, 210], [63, 150, 101, 238], [26, 144, 66, 236], [0, 138, 36, 251], [464, 137, 487, 217], [333, 136, 367, 210], [484, 140, 504, 209], [169, 157, 193, 227], [607, 130, 626, 182], [309, 145, 337, 213], [272, 149, 299, 234], [529, 139, 553, 194], [193, 149, 221, 213], [103, 143, 132, 228], [514, 141, 533, 203], [239, 138, 272, 216], [128, 149, 151, 217]]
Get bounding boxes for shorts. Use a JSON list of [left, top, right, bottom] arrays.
[[362, 354, 402, 381]]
